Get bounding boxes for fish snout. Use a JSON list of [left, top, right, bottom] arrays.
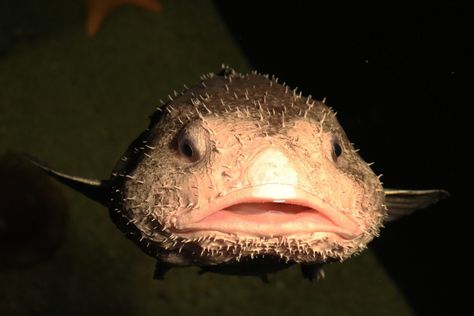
[[246, 147, 299, 186]]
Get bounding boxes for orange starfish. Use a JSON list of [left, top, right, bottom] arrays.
[[85, 0, 162, 37]]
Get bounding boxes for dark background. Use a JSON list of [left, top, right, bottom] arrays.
[[215, 1, 471, 315]]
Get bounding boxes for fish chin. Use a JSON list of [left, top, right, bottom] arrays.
[[157, 226, 377, 265]]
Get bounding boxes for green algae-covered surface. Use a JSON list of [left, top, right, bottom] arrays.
[[0, 1, 414, 315]]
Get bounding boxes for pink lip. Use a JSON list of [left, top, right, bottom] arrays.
[[171, 184, 362, 239]]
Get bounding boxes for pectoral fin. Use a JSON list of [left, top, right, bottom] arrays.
[[384, 188, 449, 222], [25, 154, 109, 206]]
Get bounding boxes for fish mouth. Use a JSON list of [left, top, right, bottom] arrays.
[[171, 184, 362, 240]]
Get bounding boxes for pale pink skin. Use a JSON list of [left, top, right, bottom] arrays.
[[115, 70, 386, 267]]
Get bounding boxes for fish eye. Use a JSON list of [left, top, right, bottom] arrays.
[[176, 122, 208, 163], [332, 139, 343, 161], [178, 137, 200, 162], [180, 140, 194, 158]]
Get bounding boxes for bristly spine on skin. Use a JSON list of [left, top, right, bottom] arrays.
[[151, 231, 353, 264], [155, 65, 327, 123]]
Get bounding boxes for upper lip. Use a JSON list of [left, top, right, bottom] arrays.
[[171, 184, 362, 239]]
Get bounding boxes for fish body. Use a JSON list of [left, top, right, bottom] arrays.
[[31, 66, 448, 280]]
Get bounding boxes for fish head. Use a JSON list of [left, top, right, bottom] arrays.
[[112, 70, 386, 266]]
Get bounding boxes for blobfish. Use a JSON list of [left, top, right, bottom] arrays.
[[31, 66, 448, 281]]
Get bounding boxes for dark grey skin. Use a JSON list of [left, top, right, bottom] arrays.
[[30, 66, 448, 281]]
